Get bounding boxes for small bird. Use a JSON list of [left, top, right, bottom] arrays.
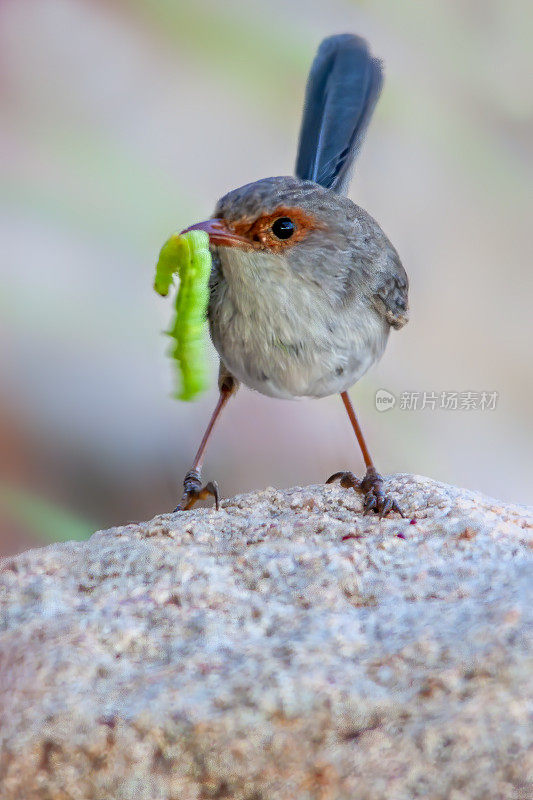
[[176, 34, 408, 517]]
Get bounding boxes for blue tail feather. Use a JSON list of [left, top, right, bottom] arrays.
[[295, 34, 383, 195]]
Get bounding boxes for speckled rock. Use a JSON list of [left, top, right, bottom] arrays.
[[0, 474, 531, 800]]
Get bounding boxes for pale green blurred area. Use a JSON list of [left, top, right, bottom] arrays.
[[1, 0, 532, 553]]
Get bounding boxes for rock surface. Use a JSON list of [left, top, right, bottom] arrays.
[[0, 474, 532, 800]]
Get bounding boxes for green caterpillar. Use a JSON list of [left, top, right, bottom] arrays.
[[154, 230, 211, 401]]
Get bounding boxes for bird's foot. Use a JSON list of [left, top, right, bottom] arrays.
[[173, 469, 219, 512], [326, 466, 403, 518]]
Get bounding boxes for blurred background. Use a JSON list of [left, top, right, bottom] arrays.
[[1, 0, 532, 555]]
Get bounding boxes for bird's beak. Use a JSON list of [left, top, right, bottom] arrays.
[[181, 218, 251, 248]]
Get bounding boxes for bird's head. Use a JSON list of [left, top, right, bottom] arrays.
[[182, 176, 362, 288]]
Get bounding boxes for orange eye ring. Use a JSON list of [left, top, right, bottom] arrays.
[[217, 206, 323, 250]]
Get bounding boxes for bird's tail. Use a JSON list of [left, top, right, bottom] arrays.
[[294, 34, 383, 195]]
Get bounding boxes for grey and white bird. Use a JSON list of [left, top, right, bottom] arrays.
[[176, 33, 409, 516]]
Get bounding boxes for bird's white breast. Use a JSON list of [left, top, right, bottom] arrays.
[[209, 246, 388, 399]]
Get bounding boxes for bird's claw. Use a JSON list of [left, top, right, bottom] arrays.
[[173, 469, 219, 512], [327, 466, 403, 518], [326, 470, 361, 491]]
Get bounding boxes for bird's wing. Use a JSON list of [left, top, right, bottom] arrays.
[[370, 258, 409, 330], [295, 34, 383, 195]]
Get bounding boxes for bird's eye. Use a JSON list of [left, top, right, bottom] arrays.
[[271, 217, 295, 240]]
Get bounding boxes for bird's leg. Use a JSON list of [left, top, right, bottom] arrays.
[[326, 391, 403, 518], [174, 375, 237, 512]]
